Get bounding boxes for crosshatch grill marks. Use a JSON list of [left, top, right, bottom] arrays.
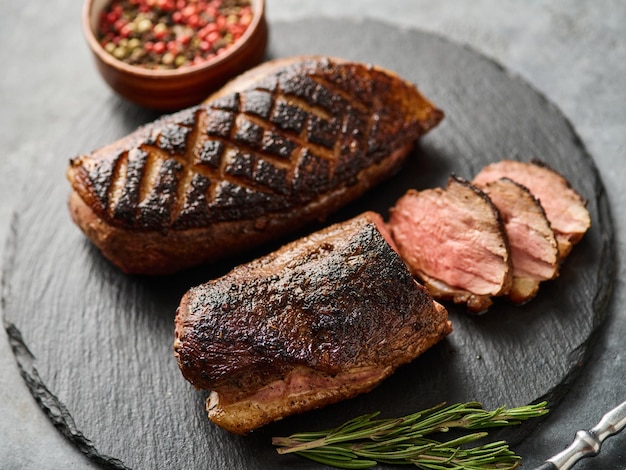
[[80, 61, 421, 234], [119, 90, 367, 231], [273, 71, 376, 188], [171, 69, 380, 230], [105, 146, 185, 230], [101, 108, 203, 231]]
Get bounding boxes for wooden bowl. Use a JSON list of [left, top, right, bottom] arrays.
[[82, 0, 268, 111]]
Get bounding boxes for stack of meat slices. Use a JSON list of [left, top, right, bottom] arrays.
[[388, 160, 591, 313]]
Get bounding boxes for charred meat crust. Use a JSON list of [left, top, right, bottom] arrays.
[[174, 212, 449, 391], [174, 212, 451, 432], [67, 56, 444, 274]]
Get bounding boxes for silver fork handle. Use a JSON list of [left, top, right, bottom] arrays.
[[535, 400, 626, 470]]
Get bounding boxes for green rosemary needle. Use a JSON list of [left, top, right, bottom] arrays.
[[272, 401, 548, 469]]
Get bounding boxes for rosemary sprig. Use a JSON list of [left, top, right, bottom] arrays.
[[273, 401, 548, 469]]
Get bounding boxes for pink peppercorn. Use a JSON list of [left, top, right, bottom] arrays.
[[167, 41, 180, 54], [182, 4, 196, 17], [152, 41, 166, 54], [187, 14, 200, 28], [206, 31, 220, 43]]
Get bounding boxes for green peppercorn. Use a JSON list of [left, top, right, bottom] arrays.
[[136, 18, 152, 33], [128, 38, 142, 50], [113, 46, 128, 59], [104, 42, 116, 54], [162, 52, 175, 65]]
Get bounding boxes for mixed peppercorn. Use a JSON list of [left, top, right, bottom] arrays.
[[97, 0, 253, 70]]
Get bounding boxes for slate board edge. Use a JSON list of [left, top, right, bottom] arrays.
[[0, 211, 129, 470], [0, 17, 617, 469]]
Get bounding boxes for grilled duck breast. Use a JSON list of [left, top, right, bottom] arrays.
[[173, 212, 451, 434], [388, 176, 512, 313], [67, 56, 443, 274]]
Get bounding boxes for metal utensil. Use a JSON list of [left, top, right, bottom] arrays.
[[534, 400, 626, 470]]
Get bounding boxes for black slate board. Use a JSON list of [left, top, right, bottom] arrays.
[[2, 18, 614, 470]]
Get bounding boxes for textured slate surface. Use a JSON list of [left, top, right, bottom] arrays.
[[2, 19, 614, 470]]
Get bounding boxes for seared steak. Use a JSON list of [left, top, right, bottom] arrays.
[[476, 178, 559, 304], [173, 212, 451, 434], [67, 56, 443, 274], [388, 176, 512, 313], [472, 160, 590, 260]]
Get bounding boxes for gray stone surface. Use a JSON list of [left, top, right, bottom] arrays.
[[1, 0, 624, 468]]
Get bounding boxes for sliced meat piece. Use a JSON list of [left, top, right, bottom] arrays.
[[472, 160, 591, 259], [388, 175, 512, 313], [173, 212, 451, 434], [67, 56, 444, 274], [477, 178, 559, 304]]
